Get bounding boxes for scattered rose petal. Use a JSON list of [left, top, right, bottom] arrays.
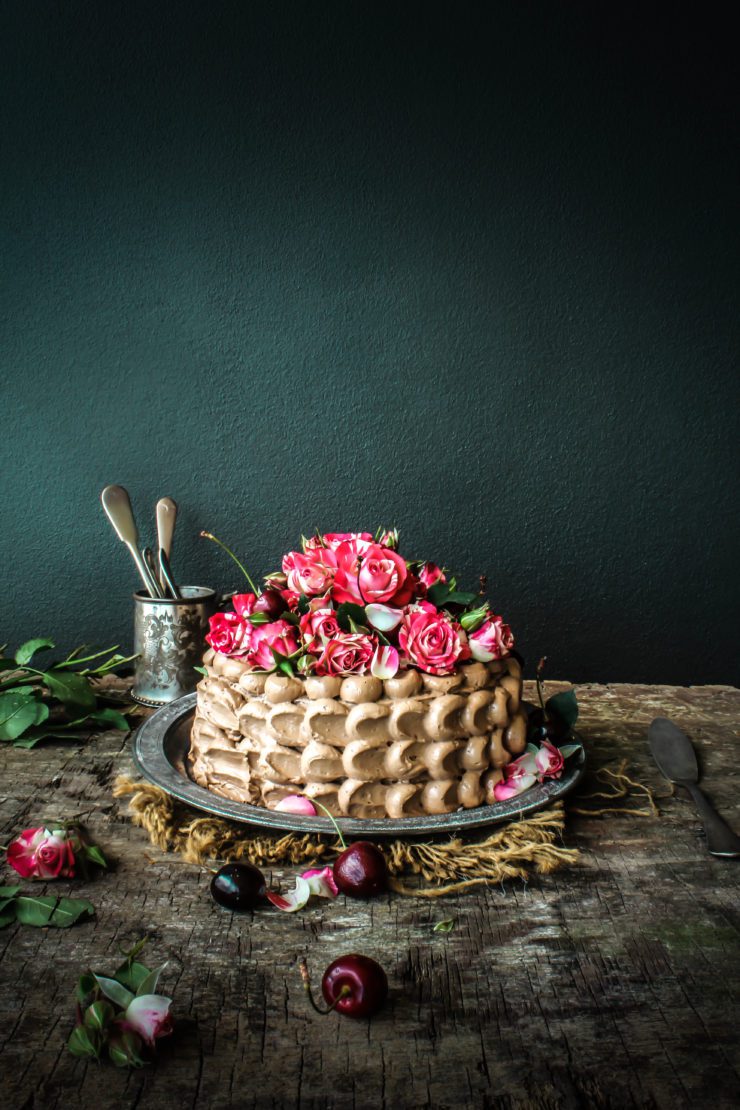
[[275, 795, 317, 816], [300, 866, 339, 899], [365, 604, 403, 632], [266, 876, 312, 913], [370, 644, 400, 680], [122, 994, 174, 1047]]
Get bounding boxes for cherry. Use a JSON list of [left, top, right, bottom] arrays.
[[320, 955, 388, 1018], [210, 862, 266, 912], [253, 589, 285, 617], [333, 841, 388, 898]]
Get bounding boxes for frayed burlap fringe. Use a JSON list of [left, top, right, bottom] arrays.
[[112, 763, 657, 896], [112, 776, 578, 896]]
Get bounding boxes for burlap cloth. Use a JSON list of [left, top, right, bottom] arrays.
[[113, 761, 657, 897]]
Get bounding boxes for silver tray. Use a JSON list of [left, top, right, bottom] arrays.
[[131, 693, 586, 838]]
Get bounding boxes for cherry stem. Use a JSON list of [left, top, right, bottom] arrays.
[[200, 531, 259, 595], [299, 959, 351, 1015], [536, 656, 547, 712], [307, 798, 347, 850]]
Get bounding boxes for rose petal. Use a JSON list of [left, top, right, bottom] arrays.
[[275, 795, 317, 816], [493, 772, 536, 802], [365, 604, 403, 632], [300, 866, 339, 899], [370, 644, 400, 680], [123, 994, 174, 1047], [266, 876, 312, 913]]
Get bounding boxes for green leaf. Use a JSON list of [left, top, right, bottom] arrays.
[[0, 886, 22, 899], [114, 960, 151, 993], [42, 670, 96, 709], [76, 972, 98, 1003], [459, 603, 490, 632], [0, 692, 48, 740], [193, 665, 208, 676], [443, 591, 479, 606], [433, 919, 456, 933], [559, 743, 582, 759], [296, 594, 310, 615], [68, 1024, 101, 1059], [546, 690, 579, 733], [15, 895, 95, 928], [135, 962, 167, 996], [426, 582, 450, 606], [336, 602, 367, 631], [84, 1000, 115, 1030], [94, 974, 135, 1009], [87, 707, 130, 731], [14, 638, 55, 666], [0, 908, 17, 928], [279, 609, 301, 626], [84, 844, 108, 869]]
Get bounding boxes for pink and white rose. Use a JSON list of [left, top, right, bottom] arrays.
[[330, 536, 376, 603], [398, 607, 466, 675], [492, 752, 538, 802], [417, 562, 446, 592], [205, 611, 251, 657], [322, 531, 373, 551], [246, 620, 300, 670], [6, 826, 76, 879], [121, 995, 174, 1047], [357, 544, 408, 604], [299, 603, 341, 653], [468, 614, 514, 662], [314, 631, 376, 676], [283, 547, 337, 597], [232, 592, 257, 618], [534, 740, 565, 779]]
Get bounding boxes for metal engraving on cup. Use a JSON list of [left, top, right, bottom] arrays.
[[132, 587, 216, 706]]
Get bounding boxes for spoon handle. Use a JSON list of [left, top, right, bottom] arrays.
[[684, 782, 740, 858], [159, 548, 182, 599], [156, 497, 177, 561], [129, 542, 162, 599]]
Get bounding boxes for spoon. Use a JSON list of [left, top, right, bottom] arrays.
[[156, 497, 178, 593], [101, 485, 162, 599], [648, 717, 740, 858], [158, 548, 181, 600]]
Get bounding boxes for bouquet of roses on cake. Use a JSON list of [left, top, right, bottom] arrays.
[[204, 529, 514, 680]]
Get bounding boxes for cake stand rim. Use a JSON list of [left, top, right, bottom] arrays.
[[130, 693, 586, 838]]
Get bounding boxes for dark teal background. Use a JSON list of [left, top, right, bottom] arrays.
[[1, 3, 738, 685]]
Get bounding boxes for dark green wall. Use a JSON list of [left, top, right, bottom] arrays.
[[1, 3, 738, 685]]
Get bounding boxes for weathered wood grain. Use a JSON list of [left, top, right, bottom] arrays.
[[1, 681, 739, 1110]]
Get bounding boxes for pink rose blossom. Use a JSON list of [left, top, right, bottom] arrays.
[[417, 562, 446, 592], [7, 826, 76, 880], [232, 593, 257, 618], [314, 631, 376, 676], [122, 995, 174, 1047], [246, 620, 300, 670], [534, 741, 565, 780], [331, 537, 375, 603], [398, 607, 465, 675], [468, 615, 514, 662], [493, 752, 538, 802], [205, 611, 251, 657], [322, 532, 373, 551], [283, 547, 338, 597], [357, 544, 408, 604], [299, 605, 341, 653]]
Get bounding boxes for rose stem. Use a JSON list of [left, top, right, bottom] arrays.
[[200, 531, 259, 594], [299, 959, 351, 1015]]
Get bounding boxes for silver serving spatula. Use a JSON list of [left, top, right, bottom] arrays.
[[101, 485, 162, 599], [648, 717, 740, 858]]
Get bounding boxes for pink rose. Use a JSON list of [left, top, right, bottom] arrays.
[[232, 593, 257, 617], [322, 532, 373, 551], [398, 607, 465, 675], [205, 611, 251, 657], [314, 631, 376, 676], [246, 620, 300, 670], [331, 536, 375, 603], [492, 752, 538, 802], [357, 544, 408, 604], [468, 614, 514, 662], [378, 529, 398, 548], [7, 826, 76, 880], [534, 740, 565, 780], [283, 548, 337, 597], [121, 995, 174, 1047], [417, 562, 446, 592], [299, 604, 341, 653]]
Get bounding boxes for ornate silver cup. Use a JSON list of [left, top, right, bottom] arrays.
[[132, 586, 217, 706]]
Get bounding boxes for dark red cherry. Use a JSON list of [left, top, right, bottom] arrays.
[[210, 862, 266, 911], [253, 589, 285, 617], [321, 954, 388, 1018], [333, 841, 388, 898]]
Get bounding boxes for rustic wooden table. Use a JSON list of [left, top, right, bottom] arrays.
[[1, 681, 739, 1110]]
